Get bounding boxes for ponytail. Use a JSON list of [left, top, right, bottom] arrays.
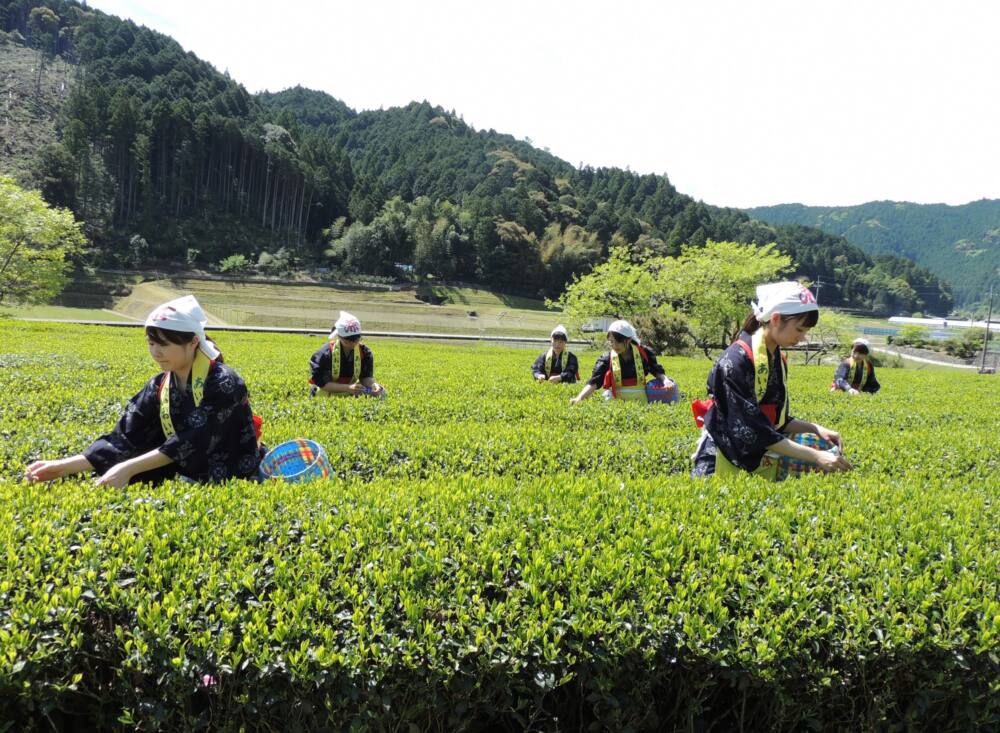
[[742, 312, 761, 334], [205, 336, 224, 363]]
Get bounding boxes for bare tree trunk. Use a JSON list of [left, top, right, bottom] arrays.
[[268, 172, 278, 232], [261, 159, 271, 228], [297, 180, 310, 247]]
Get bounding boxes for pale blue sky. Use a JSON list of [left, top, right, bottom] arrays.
[[87, 0, 1000, 209]]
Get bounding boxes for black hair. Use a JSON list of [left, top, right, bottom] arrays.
[[145, 326, 195, 345], [145, 327, 223, 361], [852, 343, 870, 355], [742, 309, 819, 335], [552, 333, 568, 342]]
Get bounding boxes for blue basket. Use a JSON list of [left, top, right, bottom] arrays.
[[258, 439, 333, 483], [646, 380, 679, 404]]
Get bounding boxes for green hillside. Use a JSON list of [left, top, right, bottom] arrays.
[[0, 41, 73, 181], [0, 0, 952, 316], [748, 200, 1000, 308]]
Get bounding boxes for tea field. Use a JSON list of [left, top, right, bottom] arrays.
[[0, 320, 998, 731]]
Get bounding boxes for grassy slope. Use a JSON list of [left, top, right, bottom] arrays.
[[15, 274, 565, 336], [153, 279, 560, 335], [0, 41, 73, 182], [0, 304, 137, 321]]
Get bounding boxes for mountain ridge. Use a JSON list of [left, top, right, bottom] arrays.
[[747, 200, 1000, 307], [0, 0, 952, 315]]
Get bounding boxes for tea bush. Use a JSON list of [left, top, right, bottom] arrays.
[[1, 321, 998, 731]]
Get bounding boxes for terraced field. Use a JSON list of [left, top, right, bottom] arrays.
[[24, 275, 564, 336]]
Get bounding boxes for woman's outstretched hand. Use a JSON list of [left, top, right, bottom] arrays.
[[95, 463, 133, 488], [25, 459, 69, 482]]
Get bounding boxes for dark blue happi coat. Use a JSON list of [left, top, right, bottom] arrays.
[[84, 361, 262, 484], [692, 331, 792, 476], [531, 349, 579, 383], [832, 358, 880, 393]]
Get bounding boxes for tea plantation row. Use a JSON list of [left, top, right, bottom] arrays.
[[0, 321, 997, 731]]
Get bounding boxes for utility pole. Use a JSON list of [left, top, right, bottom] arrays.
[[981, 283, 994, 374]]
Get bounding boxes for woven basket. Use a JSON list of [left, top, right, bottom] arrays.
[[258, 439, 333, 483]]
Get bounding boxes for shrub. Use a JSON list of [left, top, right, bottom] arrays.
[[217, 254, 249, 275], [888, 324, 931, 349], [631, 310, 691, 355]]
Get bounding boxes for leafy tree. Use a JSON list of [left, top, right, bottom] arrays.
[[889, 325, 931, 349], [660, 240, 792, 352], [539, 223, 602, 298], [552, 241, 793, 355], [549, 245, 664, 332], [217, 254, 249, 274], [410, 197, 462, 279], [327, 222, 378, 274], [30, 143, 78, 210], [128, 234, 148, 266], [630, 310, 691, 355], [805, 310, 857, 363], [0, 176, 85, 305], [942, 328, 988, 359], [257, 247, 292, 275]]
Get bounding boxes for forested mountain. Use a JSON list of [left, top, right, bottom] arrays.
[[0, 0, 953, 315], [748, 201, 1000, 307]]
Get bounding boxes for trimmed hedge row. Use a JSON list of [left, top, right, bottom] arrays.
[[1, 320, 998, 730], [2, 476, 997, 730]]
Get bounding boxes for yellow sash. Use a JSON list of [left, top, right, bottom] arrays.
[[159, 351, 211, 438], [544, 348, 573, 376], [610, 345, 647, 399], [715, 449, 780, 481], [331, 339, 361, 385], [751, 330, 788, 427], [848, 358, 870, 390]]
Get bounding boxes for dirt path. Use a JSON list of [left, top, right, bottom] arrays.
[[872, 347, 979, 370]]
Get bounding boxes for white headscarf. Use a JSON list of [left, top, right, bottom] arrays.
[[330, 310, 362, 339], [607, 319, 640, 344], [752, 281, 818, 323], [550, 324, 568, 338], [144, 295, 220, 360], [852, 337, 871, 350]]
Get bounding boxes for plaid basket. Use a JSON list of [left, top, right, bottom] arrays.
[[258, 439, 333, 483], [777, 433, 836, 480]]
